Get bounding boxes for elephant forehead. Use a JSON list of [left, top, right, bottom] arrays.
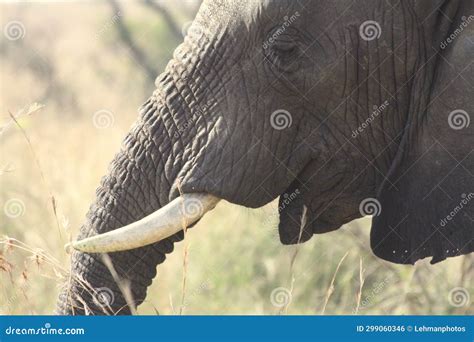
[[196, 1, 364, 41], [200, 0, 253, 24], [200, 0, 303, 26]]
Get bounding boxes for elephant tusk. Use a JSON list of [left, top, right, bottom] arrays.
[[65, 193, 220, 254]]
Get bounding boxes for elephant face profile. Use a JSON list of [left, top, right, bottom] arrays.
[[58, 0, 473, 314]]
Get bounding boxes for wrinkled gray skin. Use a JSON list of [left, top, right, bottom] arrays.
[[57, 0, 473, 314]]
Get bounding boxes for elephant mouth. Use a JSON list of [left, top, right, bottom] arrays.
[[68, 175, 352, 253], [276, 175, 357, 245], [66, 123, 314, 254], [66, 185, 313, 254]]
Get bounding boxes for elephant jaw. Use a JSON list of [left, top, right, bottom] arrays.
[[65, 193, 220, 253]]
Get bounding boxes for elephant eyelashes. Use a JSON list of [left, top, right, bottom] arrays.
[[264, 42, 300, 73], [273, 40, 297, 54], [264, 29, 302, 73]]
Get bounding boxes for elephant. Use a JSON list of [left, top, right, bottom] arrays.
[[57, 0, 473, 315]]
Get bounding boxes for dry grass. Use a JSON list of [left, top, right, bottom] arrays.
[[321, 251, 349, 314], [1, 2, 473, 315]]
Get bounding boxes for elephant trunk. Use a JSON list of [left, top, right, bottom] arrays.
[[56, 84, 188, 315]]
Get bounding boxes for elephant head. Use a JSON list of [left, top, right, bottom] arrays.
[[57, 0, 473, 314]]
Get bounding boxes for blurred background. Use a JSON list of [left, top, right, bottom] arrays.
[[0, 0, 472, 315]]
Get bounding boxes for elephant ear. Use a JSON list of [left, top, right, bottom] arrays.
[[371, 24, 474, 264]]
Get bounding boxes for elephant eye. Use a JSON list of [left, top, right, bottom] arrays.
[[273, 39, 296, 53], [263, 30, 301, 73]]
